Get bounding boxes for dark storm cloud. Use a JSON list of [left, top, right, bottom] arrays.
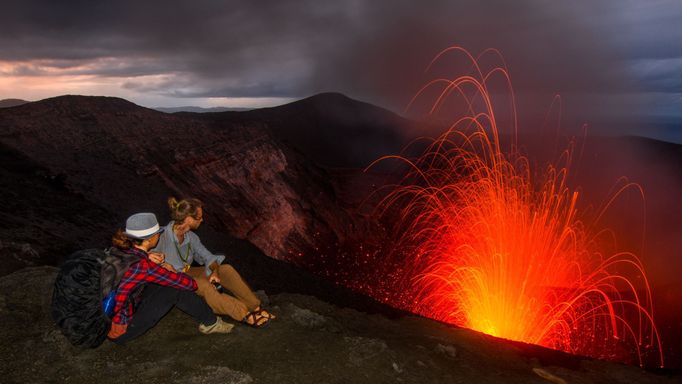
[[598, 1, 682, 102], [1, 0, 680, 119], [121, 75, 300, 98], [306, 1, 636, 116], [0, 58, 172, 78], [630, 58, 682, 93], [603, 1, 682, 61], [1, 0, 346, 97]]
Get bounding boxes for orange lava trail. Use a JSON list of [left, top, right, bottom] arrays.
[[367, 46, 663, 367]]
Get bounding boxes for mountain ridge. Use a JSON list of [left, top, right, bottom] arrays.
[[0, 98, 30, 108]]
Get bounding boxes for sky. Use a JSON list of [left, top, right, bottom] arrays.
[[1, 0, 681, 133]]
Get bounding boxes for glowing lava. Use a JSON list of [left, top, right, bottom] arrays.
[[368, 47, 663, 367]]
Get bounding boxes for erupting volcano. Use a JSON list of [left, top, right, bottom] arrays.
[[367, 47, 664, 367]]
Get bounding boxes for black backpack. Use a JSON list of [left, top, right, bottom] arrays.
[[51, 248, 139, 347]]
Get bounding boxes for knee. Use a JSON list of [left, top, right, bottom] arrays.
[[177, 289, 197, 300], [189, 275, 211, 293], [219, 264, 237, 275], [140, 285, 181, 306], [152, 284, 181, 299]]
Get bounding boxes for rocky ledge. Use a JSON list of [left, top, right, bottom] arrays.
[[0, 266, 675, 384]]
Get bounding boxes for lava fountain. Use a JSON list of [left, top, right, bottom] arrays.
[[367, 47, 663, 367]]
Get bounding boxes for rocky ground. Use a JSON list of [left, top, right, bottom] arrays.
[[0, 266, 677, 384]]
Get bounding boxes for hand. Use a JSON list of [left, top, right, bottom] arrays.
[[208, 270, 221, 285], [160, 262, 176, 272], [107, 323, 128, 339], [148, 252, 165, 264]]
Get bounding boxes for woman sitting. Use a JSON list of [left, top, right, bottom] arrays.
[[107, 212, 233, 343], [151, 197, 275, 327]]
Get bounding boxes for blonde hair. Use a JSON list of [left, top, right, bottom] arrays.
[[168, 197, 203, 223]]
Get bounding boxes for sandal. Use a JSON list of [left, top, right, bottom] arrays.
[[242, 307, 274, 328]]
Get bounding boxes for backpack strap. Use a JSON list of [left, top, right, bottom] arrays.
[[98, 248, 140, 300]]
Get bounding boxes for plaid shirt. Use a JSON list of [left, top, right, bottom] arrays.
[[111, 247, 197, 325]]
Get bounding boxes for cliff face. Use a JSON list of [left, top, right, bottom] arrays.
[[0, 141, 116, 276], [0, 95, 368, 264]]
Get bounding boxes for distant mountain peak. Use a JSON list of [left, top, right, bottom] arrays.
[[19, 95, 159, 115], [0, 99, 30, 108], [307, 92, 353, 101], [276, 92, 401, 119], [298, 92, 372, 107], [36, 94, 141, 107]]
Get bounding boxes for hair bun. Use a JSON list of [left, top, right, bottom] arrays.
[[167, 197, 178, 210], [168, 196, 203, 222]]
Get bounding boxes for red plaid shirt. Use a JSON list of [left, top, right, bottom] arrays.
[[111, 247, 197, 325]]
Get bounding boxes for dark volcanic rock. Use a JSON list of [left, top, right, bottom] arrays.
[[0, 142, 115, 275], [0, 95, 372, 264], [0, 266, 675, 384]]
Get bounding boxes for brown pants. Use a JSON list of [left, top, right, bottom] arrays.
[[187, 264, 261, 321]]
